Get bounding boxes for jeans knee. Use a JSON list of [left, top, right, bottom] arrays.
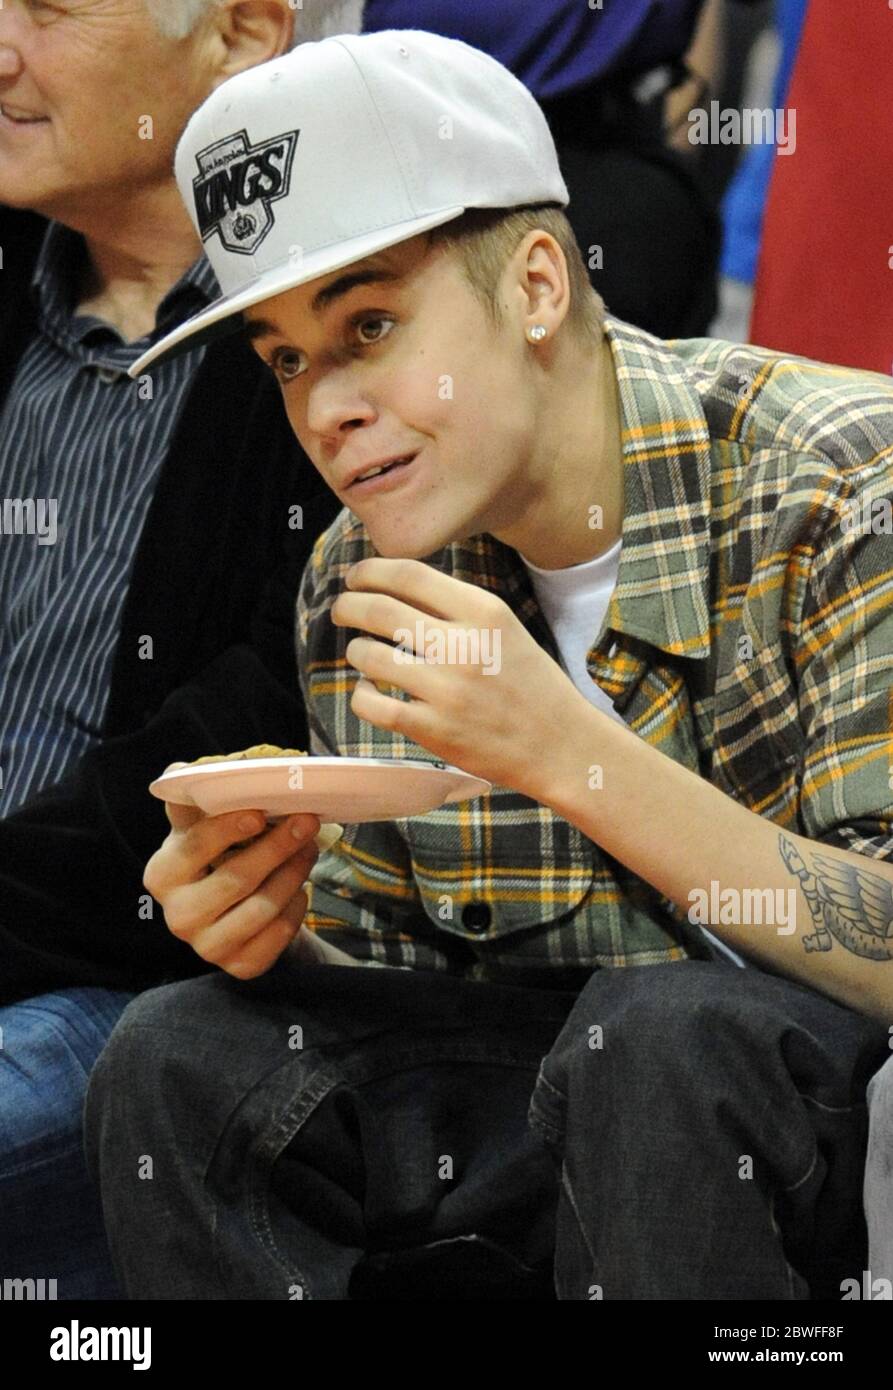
[[0, 1066, 85, 1173], [0, 993, 130, 1172], [535, 961, 759, 1131], [569, 960, 739, 1051]]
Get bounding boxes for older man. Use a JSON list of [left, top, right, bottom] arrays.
[[0, 0, 363, 1298]]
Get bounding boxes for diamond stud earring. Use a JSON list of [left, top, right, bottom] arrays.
[[527, 324, 548, 342]]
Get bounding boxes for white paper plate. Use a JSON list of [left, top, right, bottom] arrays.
[[149, 756, 491, 821]]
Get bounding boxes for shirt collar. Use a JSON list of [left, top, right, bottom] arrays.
[[448, 317, 715, 668], [30, 219, 219, 353], [599, 315, 714, 661]]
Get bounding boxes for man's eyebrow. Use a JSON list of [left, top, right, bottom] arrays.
[[242, 265, 402, 344], [243, 317, 279, 344], [311, 266, 402, 313]]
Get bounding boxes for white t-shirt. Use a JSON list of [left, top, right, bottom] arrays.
[[519, 538, 628, 727], [519, 540, 746, 970]]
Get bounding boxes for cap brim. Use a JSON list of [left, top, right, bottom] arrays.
[[128, 205, 466, 379]]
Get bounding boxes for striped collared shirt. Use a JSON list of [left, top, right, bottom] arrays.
[[297, 316, 893, 986], [0, 220, 217, 816]]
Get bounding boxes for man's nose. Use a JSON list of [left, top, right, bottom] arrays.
[[307, 372, 377, 439]]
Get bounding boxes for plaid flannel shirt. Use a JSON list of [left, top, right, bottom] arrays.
[[297, 316, 893, 987]]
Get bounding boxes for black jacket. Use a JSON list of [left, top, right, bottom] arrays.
[[0, 207, 342, 1005]]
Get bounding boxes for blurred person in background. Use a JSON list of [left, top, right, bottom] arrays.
[[362, 0, 763, 337], [710, 0, 807, 339], [749, 0, 893, 374]]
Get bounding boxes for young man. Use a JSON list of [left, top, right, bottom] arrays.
[[86, 32, 893, 1299]]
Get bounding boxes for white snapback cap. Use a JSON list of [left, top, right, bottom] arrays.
[[128, 28, 569, 378]]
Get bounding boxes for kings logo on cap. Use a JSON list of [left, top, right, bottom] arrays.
[[191, 128, 299, 255]]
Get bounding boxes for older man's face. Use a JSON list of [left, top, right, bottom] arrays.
[[0, 0, 217, 222]]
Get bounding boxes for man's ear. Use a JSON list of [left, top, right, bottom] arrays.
[[514, 230, 571, 341], [212, 0, 295, 83]]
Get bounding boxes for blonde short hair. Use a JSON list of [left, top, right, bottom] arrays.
[[427, 204, 605, 345]]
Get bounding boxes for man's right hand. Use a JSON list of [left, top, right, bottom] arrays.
[[144, 767, 321, 979]]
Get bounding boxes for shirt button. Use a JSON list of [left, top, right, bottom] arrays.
[[94, 365, 123, 384], [462, 901, 491, 934]]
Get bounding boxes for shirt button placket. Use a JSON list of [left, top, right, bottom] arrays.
[[94, 365, 123, 385]]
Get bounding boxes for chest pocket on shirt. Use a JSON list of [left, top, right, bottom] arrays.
[[399, 792, 596, 941]]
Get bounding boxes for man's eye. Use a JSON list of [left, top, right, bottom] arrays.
[[269, 347, 306, 382], [355, 316, 395, 346]]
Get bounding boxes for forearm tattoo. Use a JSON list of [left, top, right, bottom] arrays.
[[779, 832, 893, 959]]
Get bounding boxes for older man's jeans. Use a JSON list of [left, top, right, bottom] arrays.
[[865, 1054, 893, 1282], [84, 958, 888, 1300], [0, 987, 135, 1300]]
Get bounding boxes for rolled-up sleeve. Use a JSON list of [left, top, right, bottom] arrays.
[[796, 476, 893, 861]]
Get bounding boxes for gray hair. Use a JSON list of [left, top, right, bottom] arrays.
[[147, 0, 365, 44]]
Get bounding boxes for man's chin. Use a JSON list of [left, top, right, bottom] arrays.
[[0, 185, 41, 211], [0, 177, 61, 218], [360, 521, 457, 562]]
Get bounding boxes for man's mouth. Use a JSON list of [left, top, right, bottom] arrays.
[[0, 103, 49, 125], [346, 451, 419, 492]]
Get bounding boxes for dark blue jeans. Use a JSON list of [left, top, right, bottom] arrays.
[[0, 987, 135, 1299], [84, 959, 888, 1300], [529, 962, 888, 1300]]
